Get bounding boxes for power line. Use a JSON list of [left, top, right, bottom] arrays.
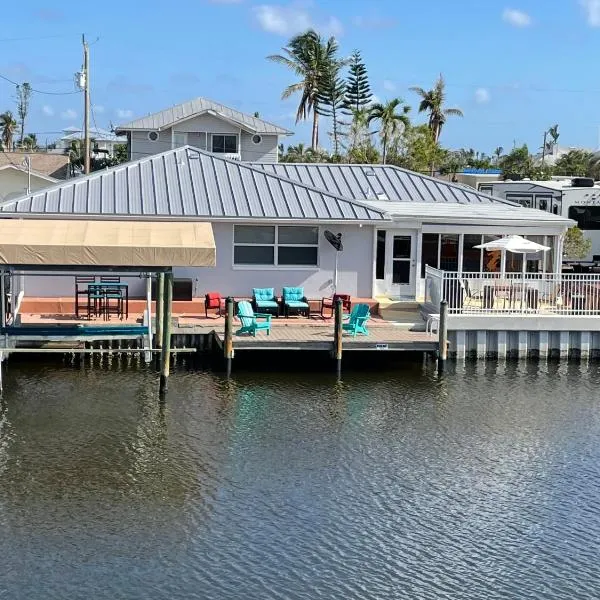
[[0, 73, 81, 96]]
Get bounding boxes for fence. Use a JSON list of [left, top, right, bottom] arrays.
[[425, 266, 600, 315]]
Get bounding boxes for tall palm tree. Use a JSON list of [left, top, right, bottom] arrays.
[[268, 29, 339, 150], [494, 146, 504, 164], [0, 111, 18, 151], [22, 133, 38, 151], [367, 98, 411, 164], [410, 75, 463, 143]]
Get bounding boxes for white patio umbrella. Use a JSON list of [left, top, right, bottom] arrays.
[[474, 235, 550, 276]]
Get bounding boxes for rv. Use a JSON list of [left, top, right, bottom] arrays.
[[483, 177, 600, 268]]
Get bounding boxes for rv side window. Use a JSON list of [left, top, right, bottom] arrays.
[[536, 195, 552, 211], [568, 206, 600, 230], [506, 193, 533, 208], [478, 184, 492, 194]]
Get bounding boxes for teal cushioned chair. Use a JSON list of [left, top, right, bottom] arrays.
[[252, 288, 279, 316], [236, 301, 272, 336], [342, 303, 370, 336], [281, 287, 309, 317]]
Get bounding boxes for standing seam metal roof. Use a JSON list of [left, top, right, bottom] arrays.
[[0, 147, 388, 222], [115, 97, 292, 136], [257, 163, 519, 206]]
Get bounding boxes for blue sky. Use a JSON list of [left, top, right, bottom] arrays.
[[2, 0, 600, 154]]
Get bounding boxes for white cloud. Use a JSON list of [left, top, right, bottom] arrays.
[[352, 15, 397, 30], [253, 4, 343, 37], [502, 8, 532, 27], [580, 0, 600, 26], [116, 108, 134, 119], [383, 80, 396, 92], [93, 105, 105, 114], [41, 104, 54, 116], [60, 108, 77, 120], [474, 88, 491, 104]]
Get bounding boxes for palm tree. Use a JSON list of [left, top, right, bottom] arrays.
[[410, 74, 463, 143], [282, 142, 311, 163], [494, 146, 504, 164], [22, 133, 38, 151], [367, 98, 411, 164], [268, 29, 339, 150], [0, 111, 18, 151], [66, 139, 84, 176]]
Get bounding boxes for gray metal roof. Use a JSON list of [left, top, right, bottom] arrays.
[[115, 97, 292, 136], [0, 147, 388, 222], [257, 163, 518, 205]]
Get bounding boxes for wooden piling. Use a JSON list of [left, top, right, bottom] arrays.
[[155, 272, 164, 349], [438, 300, 448, 372], [333, 297, 343, 376], [159, 271, 173, 395], [224, 297, 234, 377]]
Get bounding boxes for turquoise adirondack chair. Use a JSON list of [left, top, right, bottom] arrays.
[[236, 300, 272, 336], [342, 303, 370, 336]]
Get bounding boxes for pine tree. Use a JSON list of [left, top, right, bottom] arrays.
[[316, 62, 347, 157], [344, 50, 372, 113]]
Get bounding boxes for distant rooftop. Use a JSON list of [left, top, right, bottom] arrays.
[[115, 97, 293, 136]]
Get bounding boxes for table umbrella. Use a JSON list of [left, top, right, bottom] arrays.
[[474, 235, 550, 276]]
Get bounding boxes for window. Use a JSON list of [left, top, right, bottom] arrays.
[[173, 132, 188, 147], [462, 234, 483, 272], [568, 206, 600, 230], [233, 225, 319, 266], [536, 195, 552, 212], [212, 135, 237, 154], [478, 184, 493, 194], [147, 131, 159, 142], [439, 234, 459, 271], [376, 230, 386, 280], [252, 134, 262, 145], [506, 193, 533, 208], [421, 233, 440, 277]]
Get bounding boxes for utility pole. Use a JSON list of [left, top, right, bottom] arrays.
[[82, 35, 90, 174], [541, 129, 548, 166]]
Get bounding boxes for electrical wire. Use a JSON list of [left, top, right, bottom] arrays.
[[0, 73, 81, 96]]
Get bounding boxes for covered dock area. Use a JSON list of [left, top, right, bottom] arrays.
[[0, 217, 216, 392]]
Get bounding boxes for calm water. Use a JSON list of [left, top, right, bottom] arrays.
[[0, 358, 599, 599]]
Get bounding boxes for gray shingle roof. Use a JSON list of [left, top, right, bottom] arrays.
[[257, 163, 517, 205], [115, 97, 292, 136], [0, 147, 388, 222]]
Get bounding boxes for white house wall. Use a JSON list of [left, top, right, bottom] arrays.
[[240, 132, 278, 162], [175, 114, 239, 135], [0, 170, 54, 203], [130, 129, 172, 161], [174, 222, 375, 298]]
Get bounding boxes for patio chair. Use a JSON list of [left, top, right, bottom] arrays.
[[460, 279, 483, 309], [100, 276, 124, 320], [321, 293, 351, 318], [252, 288, 279, 316], [281, 287, 310, 317], [235, 300, 271, 336], [204, 292, 224, 318], [342, 303, 370, 337], [75, 275, 96, 318]]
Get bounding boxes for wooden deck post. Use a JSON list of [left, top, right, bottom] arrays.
[[333, 297, 343, 376], [155, 272, 164, 349], [159, 271, 173, 395], [438, 299, 448, 372], [224, 297, 234, 377]]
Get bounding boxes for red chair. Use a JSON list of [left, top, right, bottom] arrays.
[[321, 294, 352, 318], [204, 292, 224, 318]]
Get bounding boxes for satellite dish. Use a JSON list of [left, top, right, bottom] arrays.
[[324, 231, 343, 293], [324, 230, 343, 252]]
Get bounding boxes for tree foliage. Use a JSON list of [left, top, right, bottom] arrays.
[[553, 150, 594, 177], [0, 111, 18, 151], [499, 144, 552, 180], [15, 83, 31, 146], [563, 227, 592, 260], [388, 125, 446, 174], [344, 50, 372, 113], [316, 60, 347, 157], [367, 98, 410, 164]]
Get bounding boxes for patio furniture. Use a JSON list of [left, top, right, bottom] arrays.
[[75, 276, 96, 318], [321, 293, 351, 318], [235, 300, 272, 336], [461, 279, 483, 309], [205, 292, 224, 318], [100, 276, 127, 320], [342, 303, 370, 336], [252, 288, 279, 316], [281, 287, 309, 317]]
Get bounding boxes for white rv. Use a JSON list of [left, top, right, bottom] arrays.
[[483, 177, 600, 267]]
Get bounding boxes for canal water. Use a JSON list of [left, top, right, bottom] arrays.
[[0, 358, 599, 599]]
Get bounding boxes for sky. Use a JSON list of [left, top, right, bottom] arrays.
[[1, 0, 600, 155]]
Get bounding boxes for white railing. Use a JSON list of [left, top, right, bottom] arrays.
[[425, 268, 600, 315]]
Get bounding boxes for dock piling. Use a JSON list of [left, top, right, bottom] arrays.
[[159, 271, 173, 395], [334, 298, 343, 376], [224, 297, 234, 377], [156, 272, 164, 349], [438, 300, 448, 372]]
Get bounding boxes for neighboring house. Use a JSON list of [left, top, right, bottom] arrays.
[[533, 144, 595, 167], [0, 146, 572, 300], [115, 97, 292, 163], [0, 165, 57, 203], [0, 152, 69, 180], [54, 127, 126, 158]]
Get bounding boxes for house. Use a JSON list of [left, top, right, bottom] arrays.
[[114, 97, 292, 163], [533, 144, 595, 167], [0, 146, 572, 301], [0, 152, 69, 203], [54, 127, 126, 158]]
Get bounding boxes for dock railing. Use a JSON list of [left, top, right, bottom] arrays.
[[425, 267, 600, 315]]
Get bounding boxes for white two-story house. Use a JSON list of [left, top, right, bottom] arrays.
[[115, 97, 292, 163]]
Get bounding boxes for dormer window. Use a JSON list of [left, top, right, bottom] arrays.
[[212, 134, 237, 154]]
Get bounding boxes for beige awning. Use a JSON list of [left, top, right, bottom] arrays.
[[0, 219, 216, 267]]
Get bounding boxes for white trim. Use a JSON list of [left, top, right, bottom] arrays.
[[232, 224, 321, 268]]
